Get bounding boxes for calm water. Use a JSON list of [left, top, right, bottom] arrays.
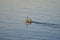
[[0, 9, 60, 40], [0, 0, 60, 40]]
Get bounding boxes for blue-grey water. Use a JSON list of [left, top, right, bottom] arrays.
[[0, 0, 60, 40]]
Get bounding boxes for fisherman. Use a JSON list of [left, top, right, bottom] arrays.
[[24, 16, 29, 25], [24, 16, 32, 25], [29, 19, 32, 24]]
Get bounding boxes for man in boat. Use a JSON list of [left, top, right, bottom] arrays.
[[25, 17, 29, 25], [24, 17, 32, 25], [29, 19, 32, 25]]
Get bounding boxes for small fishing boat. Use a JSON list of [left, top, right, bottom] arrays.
[[24, 19, 32, 23], [24, 17, 32, 25]]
